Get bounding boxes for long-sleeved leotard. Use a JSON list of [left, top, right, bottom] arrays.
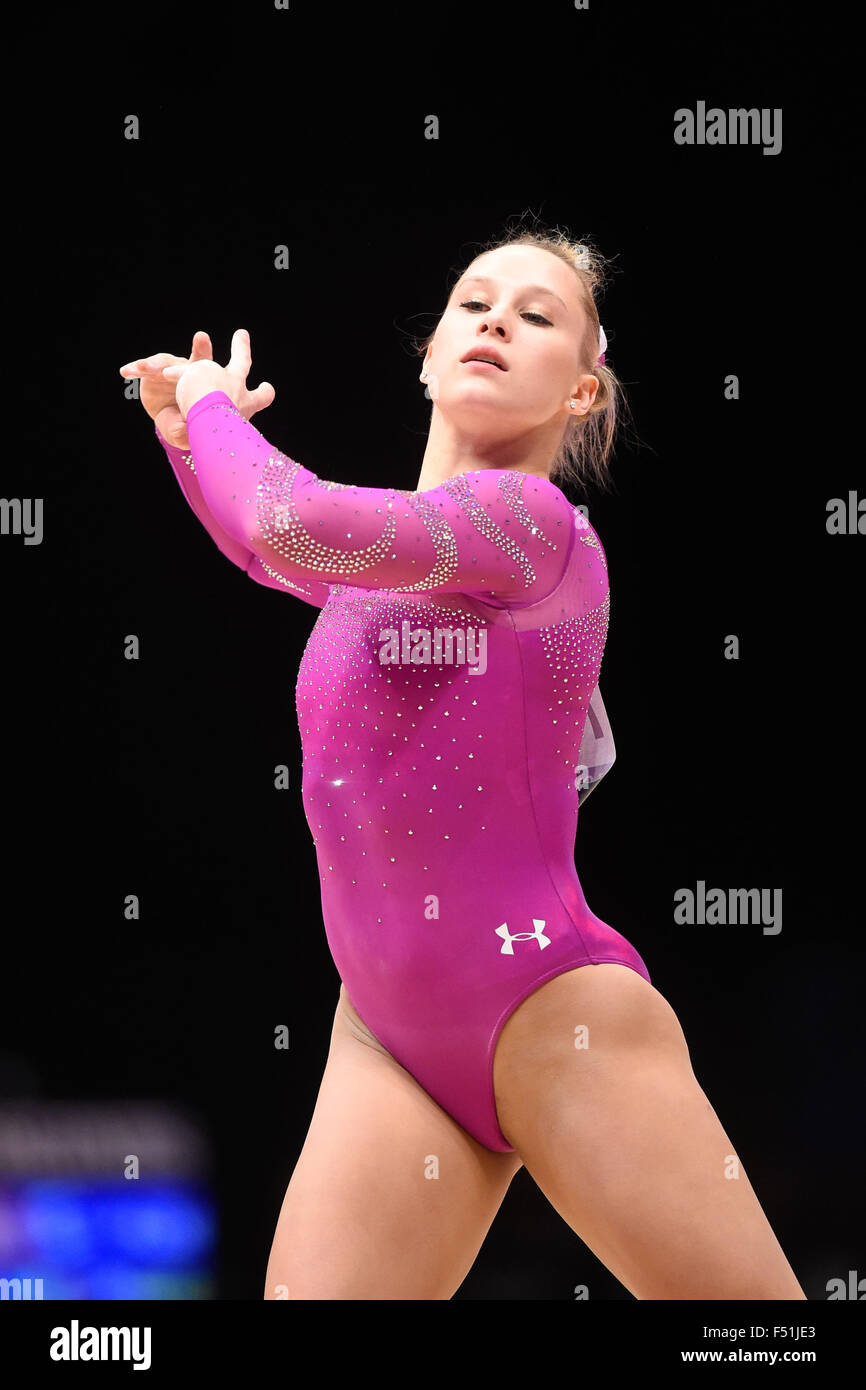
[[156, 389, 650, 1151]]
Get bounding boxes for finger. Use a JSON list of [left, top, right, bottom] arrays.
[[119, 353, 173, 376], [189, 330, 213, 363], [228, 327, 252, 376]]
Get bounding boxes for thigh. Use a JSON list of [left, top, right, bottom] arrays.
[[493, 964, 806, 1300], [265, 985, 523, 1300]]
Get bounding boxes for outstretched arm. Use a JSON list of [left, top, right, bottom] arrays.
[[155, 420, 332, 608], [180, 388, 575, 604]]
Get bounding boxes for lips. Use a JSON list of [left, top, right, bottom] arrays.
[[461, 351, 506, 370]]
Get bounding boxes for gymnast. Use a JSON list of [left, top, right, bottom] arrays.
[[120, 226, 806, 1300]]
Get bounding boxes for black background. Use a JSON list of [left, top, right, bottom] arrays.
[[4, 0, 861, 1301]]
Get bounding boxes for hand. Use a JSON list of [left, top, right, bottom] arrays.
[[119, 330, 216, 449], [161, 328, 275, 425], [118, 329, 275, 449]]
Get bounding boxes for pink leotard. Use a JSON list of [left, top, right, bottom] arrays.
[[155, 389, 651, 1151]]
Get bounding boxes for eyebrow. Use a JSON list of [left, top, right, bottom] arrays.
[[454, 275, 569, 312]]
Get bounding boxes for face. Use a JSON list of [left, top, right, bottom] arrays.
[[421, 245, 598, 434]]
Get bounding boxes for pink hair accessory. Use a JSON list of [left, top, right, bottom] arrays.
[[597, 325, 607, 366]]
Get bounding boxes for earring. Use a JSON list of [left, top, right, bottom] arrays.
[[569, 399, 577, 409]]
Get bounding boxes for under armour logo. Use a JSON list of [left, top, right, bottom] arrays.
[[495, 918, 551, 955]]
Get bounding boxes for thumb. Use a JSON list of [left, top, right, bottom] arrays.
[[250, 380, 276, 410], [241, 382, 275, 419]]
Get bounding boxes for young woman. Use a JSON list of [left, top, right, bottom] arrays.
[[120, 227, 806, 1301]]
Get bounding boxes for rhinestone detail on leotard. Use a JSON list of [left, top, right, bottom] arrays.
[[437, 471, 553, 589], [579, 530, 608, 571], [538, 590, 611, 783]]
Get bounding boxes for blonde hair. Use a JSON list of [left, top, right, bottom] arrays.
[[415, 215, 636, 494]]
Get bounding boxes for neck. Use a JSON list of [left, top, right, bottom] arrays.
[[414, 404, 559, 492]]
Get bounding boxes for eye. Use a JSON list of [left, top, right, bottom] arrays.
[[458, 299, 552, 326]]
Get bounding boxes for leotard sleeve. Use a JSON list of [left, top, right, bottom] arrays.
[[155, 417, 331, 608], [171, 389, 575, 604]]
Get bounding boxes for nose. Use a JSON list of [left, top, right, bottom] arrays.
[[471, 304, 510, 338]]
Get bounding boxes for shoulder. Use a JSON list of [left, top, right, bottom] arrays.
[[570, 505, 610, 574]]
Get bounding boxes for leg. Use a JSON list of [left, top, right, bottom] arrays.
[[265, 985, 523, 1299], [492, 964, 806, 1300]]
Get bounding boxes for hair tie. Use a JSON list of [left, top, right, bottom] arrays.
[[597, 325, 607, 366]]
